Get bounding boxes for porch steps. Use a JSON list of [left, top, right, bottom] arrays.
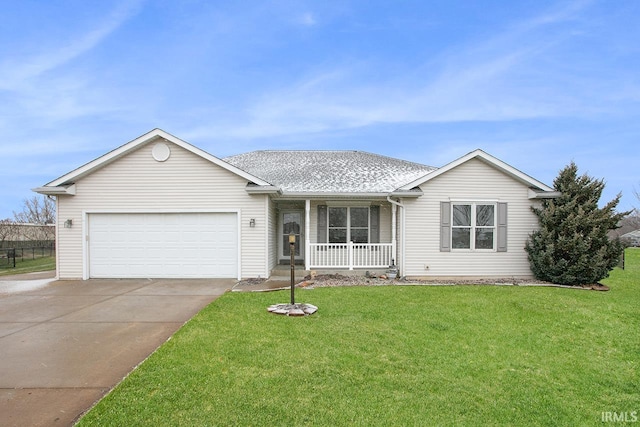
[[269, 266, 309, 281]]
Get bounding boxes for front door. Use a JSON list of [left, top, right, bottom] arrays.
[[280, 210, 304, 262]]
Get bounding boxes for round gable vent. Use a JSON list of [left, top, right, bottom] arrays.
[[152, 142, 171, 162]]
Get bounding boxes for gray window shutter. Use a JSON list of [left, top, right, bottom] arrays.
[[440, 202, 451, 252], [317, 205, 327, 243], [370, 205, 380, 243], [497, 202, 507, 252]]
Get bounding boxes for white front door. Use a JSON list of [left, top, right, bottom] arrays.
[[280, 210, 304, 262]]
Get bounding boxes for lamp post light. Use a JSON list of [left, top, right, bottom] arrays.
[[266, 230, 317, 317], [289, 231, 296, 305]]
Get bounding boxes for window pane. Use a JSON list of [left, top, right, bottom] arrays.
[[452, 228, 471, 249], [476, 205, 494, 226], [282, 216, 300, 234], [350, 207, 369, 228], [329, 228, 347, 243], [329, 207, 347, 227], [351, 228, 368, 243], [475, 228, 494, 249], [453, 205, 471, 226]]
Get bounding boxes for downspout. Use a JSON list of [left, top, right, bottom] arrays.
[[264, 195, 270, 279], [305, 199, 310, 271], [386, 195, 405, 277], [48, 195, 60, 280]]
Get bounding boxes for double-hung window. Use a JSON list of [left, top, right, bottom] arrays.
[[451, 203, 496, 250], [328, 207, 369, 243]]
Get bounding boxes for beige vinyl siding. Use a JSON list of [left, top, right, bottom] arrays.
[[403, 158, 541, 279], [56, 140, 267, 279], [267, 197, 278, 273]]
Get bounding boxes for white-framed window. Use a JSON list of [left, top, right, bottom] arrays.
[[451, 203, 496, 250], [328, 206, 369, 243]]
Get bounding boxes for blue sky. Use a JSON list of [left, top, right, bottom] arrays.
[[1, 0, 639, 219]]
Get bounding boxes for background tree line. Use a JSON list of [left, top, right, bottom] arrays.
[[0, 196, 56, 248]]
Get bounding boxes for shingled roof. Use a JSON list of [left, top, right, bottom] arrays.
[[223, 150, 436, 194]]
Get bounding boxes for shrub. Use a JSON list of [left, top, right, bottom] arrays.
[[525, 162, 630, 285]]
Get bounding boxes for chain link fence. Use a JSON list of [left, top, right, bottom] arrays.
[[1, 244, 55, 269]]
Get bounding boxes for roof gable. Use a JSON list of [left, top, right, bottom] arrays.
[[35, 131, 556, 199], [399, 149, 555, 192], [37, 129, 270, 192]]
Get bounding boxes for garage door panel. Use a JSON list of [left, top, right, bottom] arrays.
[[89, 213, 238, 278]]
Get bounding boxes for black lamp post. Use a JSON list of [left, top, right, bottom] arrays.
[[289, 231, 296, 305], [266, 231, 317, 316]]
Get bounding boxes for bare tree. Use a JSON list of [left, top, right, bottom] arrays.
[[0, 219, 18, 248], [13, 196, 55, 225], [631, 186, 640, 229], [11, 196, 56, 244]]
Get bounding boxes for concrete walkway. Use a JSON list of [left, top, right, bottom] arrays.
[[0, 275, 235, 426]]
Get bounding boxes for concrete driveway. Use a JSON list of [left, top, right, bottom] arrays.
[[0, 274, 235, 426]]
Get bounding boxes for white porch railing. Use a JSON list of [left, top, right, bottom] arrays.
[[308, 242, 393, 270]]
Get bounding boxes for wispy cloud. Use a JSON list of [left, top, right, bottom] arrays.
[[0, 0, 143, 91], [185, 1, 611, 141], [298, 12, 316, 27]]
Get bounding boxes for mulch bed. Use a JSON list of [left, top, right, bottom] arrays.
[[235, 274, 609, 291]]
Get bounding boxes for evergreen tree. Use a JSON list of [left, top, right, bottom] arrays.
[[525, 162, 630, 285]]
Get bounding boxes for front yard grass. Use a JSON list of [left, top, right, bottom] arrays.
[[79, 249, 640, 426], [0, 255, 55, 276]]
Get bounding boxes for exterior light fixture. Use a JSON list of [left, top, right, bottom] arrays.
[[64, 219, 73, 228], [249, 218, 256, 227]]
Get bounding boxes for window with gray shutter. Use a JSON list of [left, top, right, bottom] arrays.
[[441, 201, 506, 251], [370, 205, 380, 244], [497, 202, 507, 252], [317, 205, 327, 243], [440, 202, 451, 252]]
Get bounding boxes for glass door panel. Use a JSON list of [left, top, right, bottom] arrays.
[[282, 211, 303, 259]]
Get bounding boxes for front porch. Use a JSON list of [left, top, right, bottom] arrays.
[[308, 242, 394, 270], [273, 199, 400, 274], [269, 262, 392, 281]]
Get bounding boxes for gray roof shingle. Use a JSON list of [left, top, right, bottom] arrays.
[[223, 150, 436, 194]]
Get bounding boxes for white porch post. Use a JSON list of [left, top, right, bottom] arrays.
[[391, 202, 397, 266], [305, 199, 310, 271]]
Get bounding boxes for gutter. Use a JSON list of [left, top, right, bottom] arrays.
[[528, 189, 561, 199], [245, 184, 282, 195], [32, 184, 76, 196]]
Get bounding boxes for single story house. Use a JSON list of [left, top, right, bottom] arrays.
[[621, 230, 640, 247], [34, 128, 559, 280]]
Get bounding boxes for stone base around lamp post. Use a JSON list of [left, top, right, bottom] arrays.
[[267, 303, 318, 316]]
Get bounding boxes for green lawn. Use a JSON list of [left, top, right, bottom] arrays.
[[79, 249, 640, 426], [0, 255, 55, 276]]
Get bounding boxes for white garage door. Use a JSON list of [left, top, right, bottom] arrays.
[[88, 213, 238, 278]]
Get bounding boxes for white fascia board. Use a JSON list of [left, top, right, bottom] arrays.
[[275, 192, 392, 199], [44, 128, 271, 188], [245, 184, 282, 194], [528, 189, 562, 199], [389, 189, 423, 198], [399, 149, 555, 192], [32, 184, 76, 195]]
